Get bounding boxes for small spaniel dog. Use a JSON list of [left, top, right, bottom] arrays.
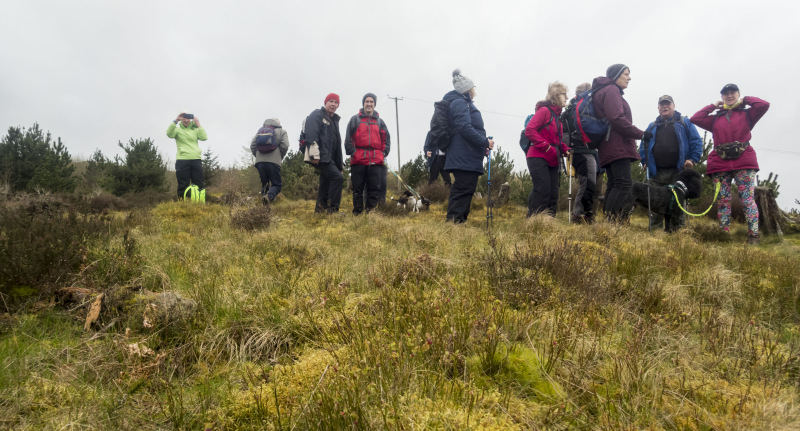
[[392, 191, 431, 212]]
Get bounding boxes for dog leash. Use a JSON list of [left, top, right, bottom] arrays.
[[670, 181, 721, 217], [388, 170, 421, 200]]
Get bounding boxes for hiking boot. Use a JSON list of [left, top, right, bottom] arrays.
[[571, 214, 584, 224], [261, 195, 270, 207], [584, 212, 595, 224], [746, 233, 760, 245]]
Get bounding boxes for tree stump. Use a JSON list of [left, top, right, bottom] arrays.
[[495, 182, 511, 207], [754, 186, 783, 235]]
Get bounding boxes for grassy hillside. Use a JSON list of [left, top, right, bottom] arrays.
[[2, 195, 800, 430]]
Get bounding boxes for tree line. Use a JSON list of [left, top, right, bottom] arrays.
[[0, 123, 221, 196]]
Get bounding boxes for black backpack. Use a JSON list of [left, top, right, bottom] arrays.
[[519, 108, 556, 153], [429, 100, 453, 152]]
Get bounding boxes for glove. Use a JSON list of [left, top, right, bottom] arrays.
[[641, 131, 653, 142]]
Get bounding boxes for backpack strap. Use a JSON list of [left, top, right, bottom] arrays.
[[535, 107, 556, 132]]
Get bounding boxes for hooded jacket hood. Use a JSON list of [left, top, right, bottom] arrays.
[[592, 76, 622, 95], [263, 118, 282, 128], [534, 100, 561, 113]]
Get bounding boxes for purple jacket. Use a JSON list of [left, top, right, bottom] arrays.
[[591, 77, 644, 167], [690, 96, 770, 175]]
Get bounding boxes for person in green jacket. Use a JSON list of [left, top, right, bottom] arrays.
[[167, 112, 207, 199]]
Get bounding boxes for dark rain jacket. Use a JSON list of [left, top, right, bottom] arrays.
[[442, 90, 488, 174], [639, 112, 703, 178], [591, 77, 644, 167], [304, 107, 343, 170]]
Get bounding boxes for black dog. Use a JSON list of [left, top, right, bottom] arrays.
[[630, 168, 703, 232]]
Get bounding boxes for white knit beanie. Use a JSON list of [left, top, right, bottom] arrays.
[[452, 69, 475, 94]]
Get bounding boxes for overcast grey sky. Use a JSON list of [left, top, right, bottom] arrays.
[[2, 0, 799, 209]]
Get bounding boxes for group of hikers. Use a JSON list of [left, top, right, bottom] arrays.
[[166, 64, 770, 244]]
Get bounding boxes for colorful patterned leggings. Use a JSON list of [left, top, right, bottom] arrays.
[[713, 169, 759, 235]]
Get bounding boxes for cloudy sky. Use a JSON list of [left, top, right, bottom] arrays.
[[2, 0, 799, 209]]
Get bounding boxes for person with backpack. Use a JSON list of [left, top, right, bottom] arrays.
[[424, 131, 452, 188], [591, 64, 646, 223], [690, 84, 770, 244], [304, 93, 344, 214], [638, 95, 703, 231], [167, 112, 207, 200], [565, 83, 600, 223], [345, 93, 391, 215], [442, 69, 494, 223], [524, 81, 571, 217], [250, 118, 290, 204]]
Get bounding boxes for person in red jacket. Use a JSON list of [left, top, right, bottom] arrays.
[[524, 81, 571, 217], [592, 64, 646, 223], [345, 93, 391, 215], [690, 84, 770, 244]]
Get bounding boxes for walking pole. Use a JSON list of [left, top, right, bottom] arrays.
[[567, 152, 573, 223], [486, 137, 493, 230], [559, 150, 569, 223], [645, 166, 652, 233]]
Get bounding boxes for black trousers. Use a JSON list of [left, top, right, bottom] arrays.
[[446, 169, 480, 223], [527, 157, 559, 217], [571, 153, 597, 217], [351, 164, 382, 214], [255, 162, 282, 202], [378, 164, 387, 204], [603, 158, 633, 221], [175, 159, 204, 199], [428, 155, 452, 186], [315, 162, 343, 213], [648, 167, 684, 230]]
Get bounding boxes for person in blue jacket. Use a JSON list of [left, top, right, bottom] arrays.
[[443, 69, 495, 223], [638, 95, 703, 231]]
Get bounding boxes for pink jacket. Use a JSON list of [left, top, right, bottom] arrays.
[[525, 102, 569, 167], [690, 96, 770, 175]]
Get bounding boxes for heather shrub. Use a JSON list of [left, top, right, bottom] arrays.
[[230, 203, 273, 231], [0, 195, 109, 297], [88, 193, 129, 213], [417, 181, 449, 203]]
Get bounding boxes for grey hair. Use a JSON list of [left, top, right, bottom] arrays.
[[575, 83, 591, 97]]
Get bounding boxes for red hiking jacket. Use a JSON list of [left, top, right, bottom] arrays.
[[345, 109, 390, 166]]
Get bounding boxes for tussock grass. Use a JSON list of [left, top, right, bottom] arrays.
[[1, 196, 800, 429]]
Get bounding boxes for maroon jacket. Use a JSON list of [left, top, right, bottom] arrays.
[[591, 77, 644, 167], [525, 101, 569, 167], [690, 96, 770, 175]]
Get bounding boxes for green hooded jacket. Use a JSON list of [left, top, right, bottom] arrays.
[[167, 122, 208, 160]]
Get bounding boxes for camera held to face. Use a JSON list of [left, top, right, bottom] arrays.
[[182, 113, 194, 120]]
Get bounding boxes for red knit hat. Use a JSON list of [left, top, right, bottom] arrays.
[[324, 93, 340, 104]]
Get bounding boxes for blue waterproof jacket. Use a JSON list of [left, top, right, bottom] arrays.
[[442, 90, 488, 174], [638, 111, 703, 178]]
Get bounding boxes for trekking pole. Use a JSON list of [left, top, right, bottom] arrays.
[[558, 149, 569, 222], [645, 166, 652, 233], [486, 137, 493, 230], [567, 151, 573, 223]]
